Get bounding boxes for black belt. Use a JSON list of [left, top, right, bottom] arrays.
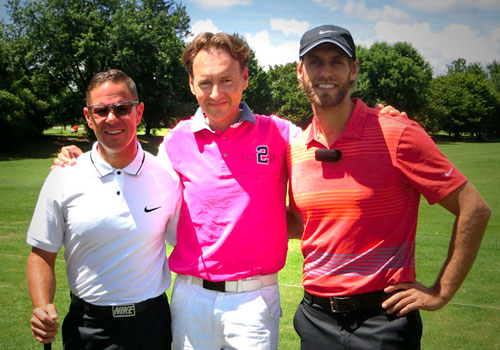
[[303, 290, 390, 314], [70, 293, 167, 318]]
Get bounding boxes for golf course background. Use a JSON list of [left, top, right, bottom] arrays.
[[0, 132, 498, 349]]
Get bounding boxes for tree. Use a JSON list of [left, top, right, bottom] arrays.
[[107, 0, 193, 132], [243, 50, 273, 115], [267, 62, 311, 128], [427, 70, 500, 139], [354, 42, 433, 124], [487, 60, 500, 138], [0, 23, 48, 150], [447, 58, 487, 78], [487, 60, 500, 93], [4, 0, 192, 136]]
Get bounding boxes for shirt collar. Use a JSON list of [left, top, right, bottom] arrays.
[[190, 102, 256, 133], [90, 141, 146, 177], [305, 98, 367, 145]]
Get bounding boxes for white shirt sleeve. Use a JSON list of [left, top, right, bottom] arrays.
[[26, 167, 66, 253]]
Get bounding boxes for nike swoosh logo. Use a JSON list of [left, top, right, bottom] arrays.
[[144, 206, 162, 213], [445, 168, 454, 177], [319, 30, 337, 35]]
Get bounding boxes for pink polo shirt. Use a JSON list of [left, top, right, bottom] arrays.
[[158, 103, 302, 281]]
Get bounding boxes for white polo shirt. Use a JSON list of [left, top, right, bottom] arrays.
[[27, 142, 182, 305]]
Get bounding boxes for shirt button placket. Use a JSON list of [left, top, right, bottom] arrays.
[[223, 135, 228, 157], [219, 132, 231, 175], [115, 169, 123, 196], [219, 132, 227, 158]]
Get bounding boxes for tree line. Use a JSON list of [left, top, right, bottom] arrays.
[[1, 0, 499, 150]]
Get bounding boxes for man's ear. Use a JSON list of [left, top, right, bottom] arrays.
[[135, 102, 144, 126], [83, 107, 95, 130], [189, 75, 196, 95], [296, 60, 305, 86], [350, 59, 359, 81], [242, 66, 249, 90]]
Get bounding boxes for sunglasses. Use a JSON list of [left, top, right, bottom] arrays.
[[87, 101, 139, 119]]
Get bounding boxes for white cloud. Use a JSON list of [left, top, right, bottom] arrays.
[[187, 19, 220, 41], [398, 0, 500, 11], [372, 21, 500, 75], [490, 27, 500, 54], [270, 18, 309, 36], [190, 0, 252, 10], [397, 0, 458, 11], [245, 31, 299, 69], [311, 0, 341, 12], [344, 0, 410, 21], [355, 37, 376, 49], [185, 20, 301, 68]]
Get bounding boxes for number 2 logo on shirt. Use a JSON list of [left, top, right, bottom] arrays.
[[256, 145, 269, 165]]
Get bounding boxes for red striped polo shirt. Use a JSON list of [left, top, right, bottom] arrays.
[[287, 99, 467, 297]]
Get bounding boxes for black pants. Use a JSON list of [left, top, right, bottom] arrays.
[[294, 298, 422, 350], [62, 294, 172, 350]]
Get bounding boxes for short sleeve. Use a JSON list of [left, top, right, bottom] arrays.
[[26, 168, 66, 253], [396, 123, 467, 204]]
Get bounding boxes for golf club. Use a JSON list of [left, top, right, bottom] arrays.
[[315, 149, 342, 162], [44, 343, 51, 350]]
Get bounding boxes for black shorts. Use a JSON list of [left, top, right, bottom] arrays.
[[62, 294, 172, 350], [294, 297, 422, 350]]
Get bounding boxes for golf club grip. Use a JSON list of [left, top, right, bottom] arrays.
[[44, 343, 51, 350]]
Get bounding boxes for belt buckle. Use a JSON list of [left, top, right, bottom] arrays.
[[202, 280, 226, 292], [112, 304, 136, 318], [329, 296, 356, 313]]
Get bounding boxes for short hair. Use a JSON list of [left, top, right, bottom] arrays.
[[86, 69, 139, 105], [181, 32, 250, 77]]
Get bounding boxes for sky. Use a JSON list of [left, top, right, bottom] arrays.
[[184, 0, 500, 75], [2, 0, 500, 76]]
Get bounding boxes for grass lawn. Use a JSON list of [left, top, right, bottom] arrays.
[[0, 135, 498, 349], [44, 125, 170, 137]]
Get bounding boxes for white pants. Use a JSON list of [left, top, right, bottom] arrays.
[[171, 275, 281, 350]]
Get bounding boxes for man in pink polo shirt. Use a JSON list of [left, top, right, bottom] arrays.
[[287, 25, 491, 349], [156, 32, 302, 349]]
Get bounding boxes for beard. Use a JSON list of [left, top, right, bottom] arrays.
[[301, 78, 350, 108]]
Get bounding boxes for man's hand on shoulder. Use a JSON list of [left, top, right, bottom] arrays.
[[51, 145, 83, 170], [376, 104, 408, 119]]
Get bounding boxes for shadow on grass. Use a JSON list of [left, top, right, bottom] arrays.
[[0, 134, 165, 161], [431, 134, 500, 145]]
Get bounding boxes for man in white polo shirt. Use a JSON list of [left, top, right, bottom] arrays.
[[26, 69, 182, 349]]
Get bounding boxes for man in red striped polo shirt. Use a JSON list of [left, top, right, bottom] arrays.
[[287, 24, 491, 349]]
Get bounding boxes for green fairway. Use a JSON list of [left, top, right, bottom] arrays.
[[0, 136, 498, 349], [43, 125, 170, 137]]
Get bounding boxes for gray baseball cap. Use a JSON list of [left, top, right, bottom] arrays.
[[299, 25, 356, 60]]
